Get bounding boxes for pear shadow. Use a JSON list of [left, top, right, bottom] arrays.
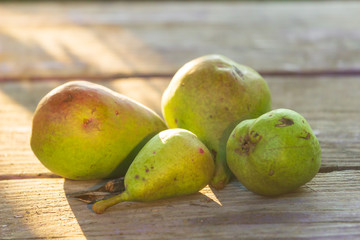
[[0, 181, 40, 239], [108, 132, 159, 178], [198, 179, 318, 226], [63, 180, 223, 239]]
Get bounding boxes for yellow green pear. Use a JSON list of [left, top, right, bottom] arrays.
[[226, 109, 321, 196], [162, 54, 272, 189], [30, 81, 167, 180], [92, 128, 215, 214]]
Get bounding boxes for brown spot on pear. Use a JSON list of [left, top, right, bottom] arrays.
[[30, 81, 167, 180], [161, 54, 272, 189], [275, 117, 294, 127]]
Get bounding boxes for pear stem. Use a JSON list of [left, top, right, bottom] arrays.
[[92, 191, 130, 214]]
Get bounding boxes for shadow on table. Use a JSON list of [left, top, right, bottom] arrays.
[[63, 178, 316, 239], [0, 32, 110, 113], [0, 81, 57, 113], [0, 188, 40, 239], [63, 179, 224, 239]]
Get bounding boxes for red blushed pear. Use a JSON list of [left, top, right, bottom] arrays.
[[30, 81, 167, 180], [161, 54, 272, 189], [92, 129, 214, 214]]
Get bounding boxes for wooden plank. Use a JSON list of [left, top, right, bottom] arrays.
[[0, 76, 359, 176], [1, 170, 360, 239], [1, 2, 360, 78], [269, 77, 360, 171]]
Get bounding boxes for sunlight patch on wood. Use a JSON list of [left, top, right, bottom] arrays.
[[1, 21, 170, 77], [109, 78, 169, 116], [200, 185, 223, 206], [1, 178, 86, 239]]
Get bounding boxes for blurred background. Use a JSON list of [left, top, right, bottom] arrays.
[[1, 1, 359, 81], [1, 0, 359, 116]]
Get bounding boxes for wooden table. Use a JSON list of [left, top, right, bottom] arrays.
[[1, 1, 360, 239]]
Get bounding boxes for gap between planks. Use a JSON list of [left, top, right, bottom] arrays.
[[1, 69, 360, 82], [2, 167, 360, 181], [0, 173, 61, 181]]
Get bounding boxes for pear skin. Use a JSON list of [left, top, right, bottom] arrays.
[[226, 109, 321, 196], [92, 128, 215, 214], [30, 81, 167, 180], [161, 55, 272, 189]]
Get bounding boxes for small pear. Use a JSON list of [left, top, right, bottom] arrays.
[[162, 54, 271, 189], [92, 128, 215, 214], [30, 81, 167, 180], [226, 109, 321, 196]]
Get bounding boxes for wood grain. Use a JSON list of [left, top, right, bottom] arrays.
[[1, 2, 359, 239], [1, 170, 360, 239], [1, 2, 360, 78], [0, 76, 359, 177]]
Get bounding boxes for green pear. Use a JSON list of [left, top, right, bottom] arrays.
[[161, 54, 272, 189], [226, 109, 321, 196], [30, 81, 167, 180], [92, 128, 215, 214]]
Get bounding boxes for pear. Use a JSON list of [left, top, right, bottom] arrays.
[[226, 109, 321, 196], [161, 54, 271, 189], [30, 81, 167, 180], [92, 128, 215, 214]]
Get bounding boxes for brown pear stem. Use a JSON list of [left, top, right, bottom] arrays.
[[92, 191, 130, 214]]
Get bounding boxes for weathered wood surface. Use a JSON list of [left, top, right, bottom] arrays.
[[1, 170, 360, 239], [1, 1, 360, 239], [1, 77, 359, 177], [1, 1, 360, 79]]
